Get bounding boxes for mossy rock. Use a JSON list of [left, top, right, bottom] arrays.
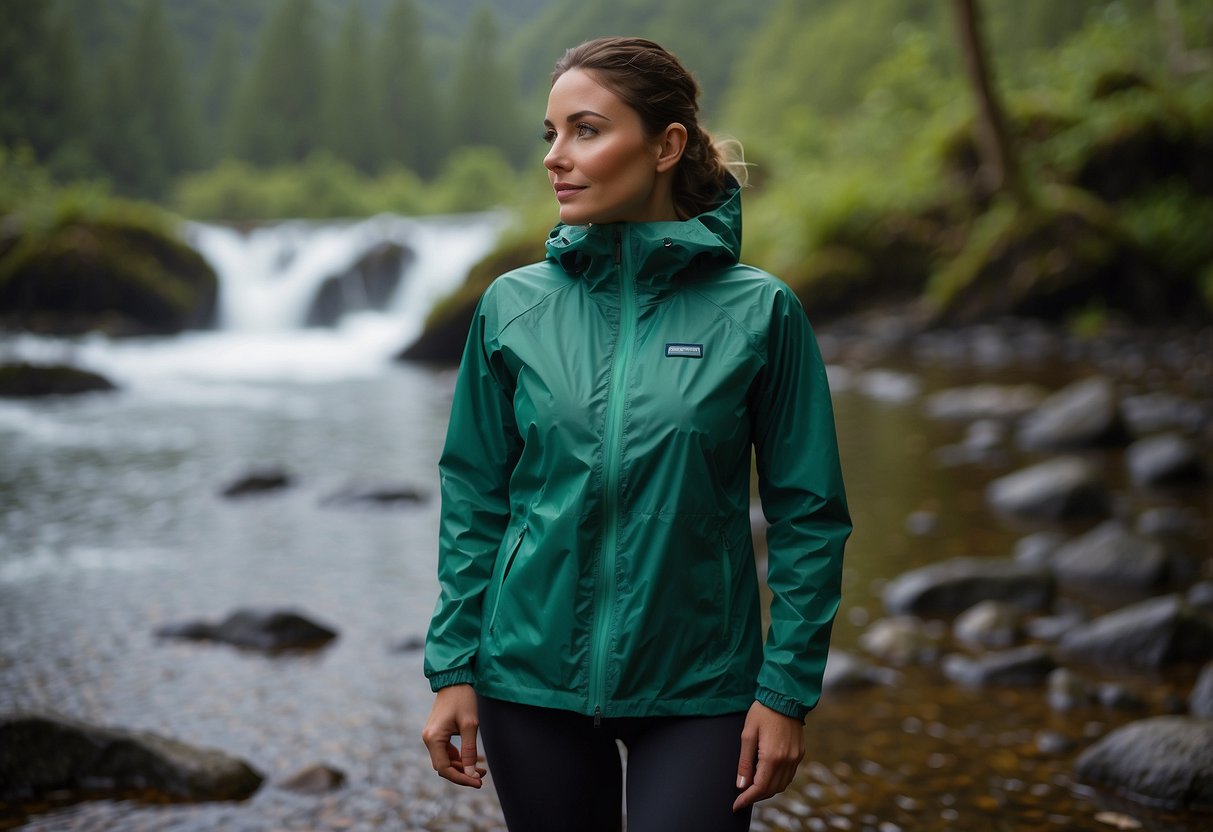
[[398, 232, 545, 364], [0, 216, 219, 336], [930, 188, 1209, 325], [0, 362, 117, 397], [787, 208, 941, 321]]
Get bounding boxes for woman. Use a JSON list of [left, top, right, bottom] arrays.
[[422, 37, 850, 831]]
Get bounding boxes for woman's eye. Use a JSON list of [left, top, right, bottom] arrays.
[[540, 128, 557, 144], [576, 123, 597, 138]]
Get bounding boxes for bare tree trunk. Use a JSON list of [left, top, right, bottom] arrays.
[[1155, 0, 1213, 76], [950, 0, 1030, 207]]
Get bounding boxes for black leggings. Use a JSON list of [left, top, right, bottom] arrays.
[[476, 694, 754, 832]]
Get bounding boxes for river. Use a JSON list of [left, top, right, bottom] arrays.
[[1, 215, 1210, 831]]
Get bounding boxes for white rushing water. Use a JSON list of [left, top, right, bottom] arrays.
[[0, 210, 510, 387]]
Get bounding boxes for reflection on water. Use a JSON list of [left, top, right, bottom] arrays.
[[1, 319, 1210, 831]]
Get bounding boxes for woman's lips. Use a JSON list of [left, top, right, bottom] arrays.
[[554, 184, 586, 202]]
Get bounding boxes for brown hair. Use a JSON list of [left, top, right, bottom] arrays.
[[552, 37, 740, 219]]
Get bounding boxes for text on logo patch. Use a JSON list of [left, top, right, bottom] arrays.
[[665, 343, 704, 359]]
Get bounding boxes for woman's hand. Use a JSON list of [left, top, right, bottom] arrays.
[[421, 684, 487, 788], [733, 700, 806, 812]]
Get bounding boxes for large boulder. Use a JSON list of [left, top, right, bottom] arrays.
[[942, 645, 1056, 687], [1059, 595, 1213, 669], [0, 362, 116, 397], [1016, 376, 1128, 451], [985, 457, 1110, 521], [1074, 716, 1213, 811], [1191, 662, 1213, 719], [1125, 433, 1208, 487], [155, 608, 338, 651], [882, 557, 1054, 616], [0, 215, 218, 336], [1050, 521, 1170, 589], [305, 241, 413, 327], [0, 710, 263, 802]]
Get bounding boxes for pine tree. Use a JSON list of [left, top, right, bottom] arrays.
[[445, 6, 528, 167], [123, 0, 202, 196], [0, 4, 91, 174], [373, 0, 441, 177], [324, 0, 382, 173], [201, 22, 242, 166], [232, 0, 326, 166]]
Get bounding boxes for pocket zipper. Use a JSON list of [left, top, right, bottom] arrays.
[[489, 524, 528, 633]]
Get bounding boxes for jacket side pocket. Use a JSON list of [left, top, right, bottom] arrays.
[[489, 524, 528, 635], [719, 528, 734, 643]]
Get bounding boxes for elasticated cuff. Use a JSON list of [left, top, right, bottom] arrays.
[[427, 666, 475, 692], [755, 686, 811, 722]]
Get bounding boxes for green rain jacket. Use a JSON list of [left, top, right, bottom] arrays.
[[424, 183, 850, 721]]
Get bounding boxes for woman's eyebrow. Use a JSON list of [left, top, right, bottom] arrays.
[[543, 110, 612, 128]]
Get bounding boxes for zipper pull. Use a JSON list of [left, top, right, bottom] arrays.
[[594, 706, 603, 727]]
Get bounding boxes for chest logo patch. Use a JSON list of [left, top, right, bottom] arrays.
[[665, 342, 704, 359]]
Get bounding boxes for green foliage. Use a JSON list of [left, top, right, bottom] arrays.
[[323, 1, 381, 173]]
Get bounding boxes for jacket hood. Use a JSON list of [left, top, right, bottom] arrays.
[[543, 178, 742, 292]]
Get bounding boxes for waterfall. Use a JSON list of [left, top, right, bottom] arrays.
[[0, 211, 510, 388], [185, 211, 509, 338]]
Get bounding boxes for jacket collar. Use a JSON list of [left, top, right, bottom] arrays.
[[543, 178, 742, 298]]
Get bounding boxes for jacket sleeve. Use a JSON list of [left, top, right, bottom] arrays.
[[750, 286, 851, 720], [424, 287, 522, 691]]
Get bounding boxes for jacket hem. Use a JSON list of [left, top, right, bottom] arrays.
[[476, 680, 754, 718]]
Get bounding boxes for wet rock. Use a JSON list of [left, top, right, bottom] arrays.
[[1125, 433, 1208, 487], [1059, 595, 1213, 669], [1074, 716, 1213, 811], [0, 710, 263, 801], [1047, 667, 1094, 711], [855, 369, 921, 403], [220, 467, 293, 498], [319, 483, 427, 508], [923, 383, 1045, 421], [822, 650, 898, 691], [278, 763, 346, 793], [1191, 663, 1213, 718], [305, 241, 413, 327], [858, 616, 942, 665], [942, 645, 1056, 687], [155, 608, 338, 651], [1027, 609, 1085, 642], [1051, 521, 1170, 589], [1137, 506, 1202, 537], [953, 601, 1024, 648], [1189, 582, 1213, 612], [1016, 376, 1128, 451], [1121, 392, 1208, 436], [904, 510, 938, 536], [1035, 729, 1075, 754], [985, 457, 1111, 521], [392, 634, 425, 653], [1096, 682, 1146, 711], [882, 557, 1054, 616], [0, 362, 117, 397], [1013, 531, 1067, 568]]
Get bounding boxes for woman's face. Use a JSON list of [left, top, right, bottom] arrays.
[[543, 69, 674, 225]]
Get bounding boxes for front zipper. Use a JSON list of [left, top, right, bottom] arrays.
[[488, 524, 528, 634], [590, 228, 634, 726]]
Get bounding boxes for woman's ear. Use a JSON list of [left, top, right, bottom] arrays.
[[655, 123, 688, 173]]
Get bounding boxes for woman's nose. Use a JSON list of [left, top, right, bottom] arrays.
[[544, 142, 568, 173]]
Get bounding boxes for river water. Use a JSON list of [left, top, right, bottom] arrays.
[[1, 215, 1211, 831]]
